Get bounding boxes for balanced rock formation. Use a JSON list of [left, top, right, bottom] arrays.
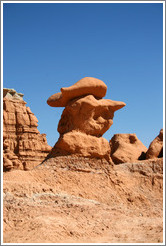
[[110, 133, 147, 164], [146, 129, 163, 159], [3, 88, 52, 171], [47, 77, 107, 107], [47, 77, 126, 162]]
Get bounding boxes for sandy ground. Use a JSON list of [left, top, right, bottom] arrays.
[[3, 156, 163, 243]]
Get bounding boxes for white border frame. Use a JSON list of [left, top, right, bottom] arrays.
[[1, 1, 165, 245]]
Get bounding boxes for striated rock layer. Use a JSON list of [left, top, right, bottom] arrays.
[[3, 88, 52, 171]]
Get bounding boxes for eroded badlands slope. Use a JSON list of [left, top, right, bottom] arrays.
[[3, 157, 163, 243]]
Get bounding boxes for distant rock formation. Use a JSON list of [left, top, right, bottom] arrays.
[[110, 133, 147, 164], [146, 129, 163, 159], [3, 88, 52, 171], [47, 77, 126, 162]]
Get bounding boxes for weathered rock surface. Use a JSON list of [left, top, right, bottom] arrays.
[[3, 157, 163, 243], [3, 88, 52, 171], [47, 77, 107, 107], [47, 77, 126, 162], [58, 95, 125, 137], [48, 131, 112, 163], [146, 129, 163, 159], [110, 134, 147, 164]]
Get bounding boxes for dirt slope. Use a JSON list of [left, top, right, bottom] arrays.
[[3, 156, 163, 243]]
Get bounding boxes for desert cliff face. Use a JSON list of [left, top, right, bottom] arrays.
[[3, 88, 52, 171]]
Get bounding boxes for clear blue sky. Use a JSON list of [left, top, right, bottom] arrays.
[[3, 2, 163, 148]]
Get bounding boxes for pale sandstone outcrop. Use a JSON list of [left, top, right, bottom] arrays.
[[47, 77, 126, 162], [146, 129, 163, 159], [110, 133, 147, 164], [3, 88, 52, 171]]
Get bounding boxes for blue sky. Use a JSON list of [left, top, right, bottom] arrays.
[[3, 2, 163, 147]]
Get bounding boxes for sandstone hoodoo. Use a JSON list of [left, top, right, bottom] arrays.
[[146, 129, 163, 159], [109, 133, 148, 164], [47, 77, 126, 162], [3, 88, 52, 171]]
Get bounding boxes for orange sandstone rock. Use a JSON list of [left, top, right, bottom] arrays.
[[146, 129, 163, 159], [3, 88, 52, 171], [49, 131, 112, 163], [110, 134, 147, 164], [47, 77, 107, 107], [47, 78, 126, 162], [58, 95, 125, 137]]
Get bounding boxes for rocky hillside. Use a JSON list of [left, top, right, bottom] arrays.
[[3, 156, 163, 243], [3, 80, 163, 243]]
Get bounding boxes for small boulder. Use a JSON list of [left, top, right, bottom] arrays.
[[110, 133, 147, 164], [3, 157, 13, 171], [146, 129, 163, 159]]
